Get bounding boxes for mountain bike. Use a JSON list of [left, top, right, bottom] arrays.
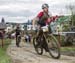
[[33, 25, 61, 59]]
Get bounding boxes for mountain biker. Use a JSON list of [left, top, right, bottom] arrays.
[[32, 3, 57, 32], [15, 24, 21, 47], [32, 3, 57, 51], [33, 3, 50, 27]]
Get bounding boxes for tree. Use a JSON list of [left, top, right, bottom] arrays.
[[66, 5, 75, 26], [65, 5, 75, 46]]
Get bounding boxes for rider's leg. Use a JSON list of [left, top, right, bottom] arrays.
[[36, 29, 43, 42], [17, 35, 21, 47], [42, 36, 49, 52], [16, 35, 20, 47], [16, 35, 18, 47]]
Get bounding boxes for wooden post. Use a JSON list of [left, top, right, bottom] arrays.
[[0, 32, 4, 48], [2, 32, 4, 48], [2, 38, 4, 48]]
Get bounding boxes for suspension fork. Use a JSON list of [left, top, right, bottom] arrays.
[[42, 33, 49, 52], [42, 33, 48, 46]]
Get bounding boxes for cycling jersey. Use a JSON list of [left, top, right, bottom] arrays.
[[37, 11, 50, 26], [37, 11, 58, 26], [15, 29, 21, 36]]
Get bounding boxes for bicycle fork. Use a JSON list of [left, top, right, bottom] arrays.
[[42, 34, 49, 52]]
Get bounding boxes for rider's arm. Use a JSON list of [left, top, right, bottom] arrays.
[[45, 12, 52, 25], [32, 17, 39, 26], [32, 12, 43, 26], [46, 14, 58, 24]]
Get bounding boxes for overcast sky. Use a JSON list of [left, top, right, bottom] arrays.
[[0, 0, 75, 23]]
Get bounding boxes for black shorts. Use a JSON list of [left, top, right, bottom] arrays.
[[37, 21, 46, 27]]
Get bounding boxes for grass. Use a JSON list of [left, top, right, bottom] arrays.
[[61, 46, 75, 56], [56, 35, 75, 52], [0, 39, 12, 63], [61, 46, 75, 52]]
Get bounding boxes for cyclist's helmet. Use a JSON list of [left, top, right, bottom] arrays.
[[42, 3, 49, 9]]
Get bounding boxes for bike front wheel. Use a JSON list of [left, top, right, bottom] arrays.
[[46, 34, 61, 59], [33, 37, 43, 55]]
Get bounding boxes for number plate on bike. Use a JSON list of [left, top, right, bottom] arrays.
[[41, 26, 48, 32]]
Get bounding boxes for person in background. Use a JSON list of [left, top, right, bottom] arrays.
[[15, 24, 21, 47]]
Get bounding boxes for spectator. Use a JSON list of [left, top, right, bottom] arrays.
[[24, 34, 31, 43]]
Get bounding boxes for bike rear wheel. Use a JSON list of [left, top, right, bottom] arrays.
[[46, 34, 60, 59], [33, 37, 43, 55]]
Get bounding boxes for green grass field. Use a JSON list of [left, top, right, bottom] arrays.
[[0, 39, 12, 63], [61, 46, 75, 52]]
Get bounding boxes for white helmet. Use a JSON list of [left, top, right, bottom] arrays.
[[42, 3, 49, 9]]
